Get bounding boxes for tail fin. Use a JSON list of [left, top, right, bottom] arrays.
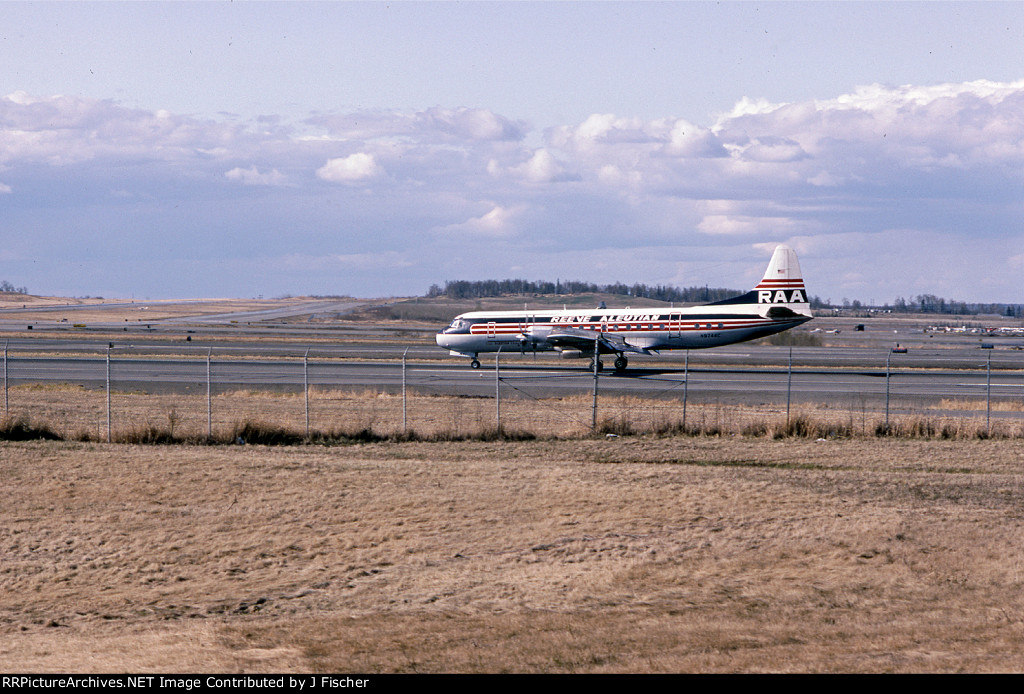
[[708, 245, 811, 317], [755, 245, 811, 317]]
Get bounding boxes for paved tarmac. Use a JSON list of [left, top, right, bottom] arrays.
[[2, 349, 1021, 411], [1, 307, 1022, 411]]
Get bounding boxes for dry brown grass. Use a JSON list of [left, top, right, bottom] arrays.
[[0, 297, 324, 324], [933, 398, 1024, 413], [3, 435, 1024, 672], [4, 386, 1021, 445]]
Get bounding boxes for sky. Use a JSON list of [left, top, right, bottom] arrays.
[[1, 1, 1023, 304]]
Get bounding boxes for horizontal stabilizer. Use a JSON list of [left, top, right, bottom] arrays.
[[766, 305, 804, 319]]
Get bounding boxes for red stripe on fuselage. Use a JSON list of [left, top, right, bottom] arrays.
[[468, 317, 789, 335]]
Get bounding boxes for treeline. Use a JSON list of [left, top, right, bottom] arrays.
[[427, 279, 839, 307], [889, 295, 1023, 317], [833, 294, 1022, 316], [424, 280, 1020, 316], [426, 279, 746, 304], [0, 280, 27, 294]]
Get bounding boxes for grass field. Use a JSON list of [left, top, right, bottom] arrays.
[[3, 384, 1022, 444], [3, 431, 1024, 672], [2, 299, 1023, 671]]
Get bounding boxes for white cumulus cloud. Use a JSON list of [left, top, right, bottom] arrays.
[[507, 149, 579, 183], [437, 205, 521, 238], [316, 152, 383, 183], [225, 166, 286, 186]]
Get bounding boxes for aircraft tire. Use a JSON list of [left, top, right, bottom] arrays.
[[614, 356, 628, 372], [470, 359, 481, 369]]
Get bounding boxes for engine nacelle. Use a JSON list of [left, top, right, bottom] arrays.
[[557, 349, 591, 360]]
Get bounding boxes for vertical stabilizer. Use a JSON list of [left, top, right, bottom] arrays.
[[757, 245, 803, 289], [754, 245, 811, 316]]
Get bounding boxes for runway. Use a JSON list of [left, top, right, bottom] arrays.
[[2, 346, 1022, 409], [1, 300, 1022, 412]]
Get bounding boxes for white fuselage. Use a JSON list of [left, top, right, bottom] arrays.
[[436, 303, 810, 357]]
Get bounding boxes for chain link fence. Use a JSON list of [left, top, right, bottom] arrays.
[[2, 344, 1023, 441]]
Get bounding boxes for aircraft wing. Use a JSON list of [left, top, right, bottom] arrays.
[[540, 326, 652, 355]]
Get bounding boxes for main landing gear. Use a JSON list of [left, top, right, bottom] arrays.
[[593, 354, 628, 373], [470, 358, 481, 369]]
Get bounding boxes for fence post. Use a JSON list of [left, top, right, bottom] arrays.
[[106, 344, 112, 443], [986, 350, 992, 435], [402, 347, 409, 434], [3, 340, 8, 416], [207, 348, 212, 440], [787, 346, 793, 426], [681, 350, 689, 431], [495, 347, 502, 433], [885, 350, 891, 432], [304, 348, 310, 438], [591, 334, 599, 430]]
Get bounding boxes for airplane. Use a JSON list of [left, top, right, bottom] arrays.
[[435, 244, 813, 372]]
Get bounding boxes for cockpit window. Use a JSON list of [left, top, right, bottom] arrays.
[[443, 318, 469, 334]]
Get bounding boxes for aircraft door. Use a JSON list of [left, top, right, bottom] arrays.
[[670, 312, 682, 339]]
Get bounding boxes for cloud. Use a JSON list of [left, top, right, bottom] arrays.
[[664, 120, 729, 158], [549, 114, 662, 152], [316, 152, 383, 183], [225, 166, 286, 186], [740, 136, 809, 163], [416, 106, 526, 142], [437, 205, 521, 238], [307, 106, 526, 144], [496, 149, 579, 184], [714, 79, 1024, 176], [721, 96, 786, 120], [697, 214, 802, 237], [4, 80, 1024, 302]]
